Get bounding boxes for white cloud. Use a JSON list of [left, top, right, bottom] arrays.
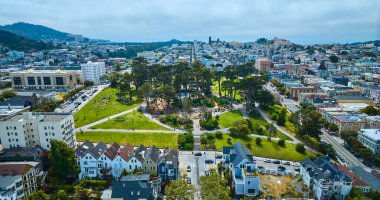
[[0, 0, 379, 44]]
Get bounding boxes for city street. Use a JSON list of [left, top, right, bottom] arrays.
[[263, 83, 300, 113], [320, 130, 371, 172]]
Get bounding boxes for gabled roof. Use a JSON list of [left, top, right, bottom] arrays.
[[103, 143, 120, 160], [223, 142, 253, 167], [159, 148, 178, 167], [111, 181, 155, 200], [75, 141, 94, 158], [118, 144, 134, 162], [133, 144, 147, 162], [0, 163, 34, 176], [89, 142, 107, 159], [145, 146, 160, 163], [335, 164, 369, 187]]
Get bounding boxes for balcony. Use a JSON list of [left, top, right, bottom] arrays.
[[243, 168, 258, 177]]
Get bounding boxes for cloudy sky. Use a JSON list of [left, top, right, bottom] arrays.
[[0, 0, 379, 44]]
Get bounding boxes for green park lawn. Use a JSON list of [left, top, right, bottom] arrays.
[[74, 87, 140, 128], [215, 134, 314, 161], [216, 110, 243, 128], [76, 131, 178, 149], [91, 110, 169, 130], [248, 110, 292, 141]]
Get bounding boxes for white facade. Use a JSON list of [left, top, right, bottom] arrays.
[[80, 61, 106, 85], [0, 112, 76, 149], [358, 129, 380, 156]]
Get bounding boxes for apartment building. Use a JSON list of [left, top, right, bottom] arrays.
[[301, 157, 352, 200], [10, 70, 80, 91], [0, 112, 76, 149], [332, 115, 366, 134], [255, 58, 273, 71], [80, 61, 106, 85], [223, 142, 260, 197], [358, 129, 380, 156], [0, 161, 44, 199], [289, 86, 316, 100]]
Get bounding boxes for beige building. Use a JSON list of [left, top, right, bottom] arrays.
[[255, 58, 273, 71], [10, 70, 80, 91], [289, 86, 316, 100], [142, 146, 160, 175]]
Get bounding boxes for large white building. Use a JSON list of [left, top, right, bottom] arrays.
[[80, 61, 106, 85], [358, 129, 380, 156], [0, 112, 76, 149]]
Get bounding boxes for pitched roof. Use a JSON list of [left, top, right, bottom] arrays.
[[223, 142, 254, 167], [111, 181, 155, 200], [89, 142, 107, 159], [133, 144, 147, 162], [75, 141, 94, 158], [145, 146, 160, 163], [118, 144, 134, 162], [335, 164, 369, 187], [159, 148, 178, 167], [103, 143, 121, 160], [0, 163, 33, 176]]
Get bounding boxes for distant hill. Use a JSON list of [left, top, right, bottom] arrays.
[[0, 30, 56, 51], [108, 39, 191, 58], [0, 22, 88, 42]]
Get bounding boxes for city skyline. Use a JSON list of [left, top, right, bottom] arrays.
[[0, 0, 379, 44]]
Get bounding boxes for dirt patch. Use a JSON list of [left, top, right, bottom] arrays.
[[260, 174, 311, 199]]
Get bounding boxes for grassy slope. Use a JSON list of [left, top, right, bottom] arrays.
[[215, 134, 314, 161], [74, 87, 140, 127], [91, 110, 169, 130], [76, 131, 178, 149], [216, 110, 244, 128]]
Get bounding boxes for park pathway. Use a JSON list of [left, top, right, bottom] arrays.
[[193, 119, 201, 151], [255, 104, 317, 153]]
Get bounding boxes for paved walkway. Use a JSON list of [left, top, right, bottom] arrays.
[[193, 119, 201, 151], [82, 129, 180, 133], [255, 104, 317, 153]]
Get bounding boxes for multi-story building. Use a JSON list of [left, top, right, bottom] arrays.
[[142, 146, 160, 175], [0, 112, 76, 149], [358, 129, 380, 156], [365, 116, 380, 129], [255, 58, 273, 71], [0, 161, 45, 199], [332, 115, 366, 134], [223, 142, 260, 198], [158, 148, 179, 181], [10, 70, 80, 91], [301, 157, 352, 200], [289, 86, 316, 100], [80, 61, 106, 85]]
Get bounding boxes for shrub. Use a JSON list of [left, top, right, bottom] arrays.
[[277, 139, 286, 147], [255, 138, 262, 146], [215, 131, 223, 139], [296, 143, 306, 154], [115, 117, 125, 122], [227, 138, 232, 144], [200, 119, 219, 130]]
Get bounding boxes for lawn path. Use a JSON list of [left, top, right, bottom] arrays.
[[81, 129, 180, 133], [255, 104, 317, 153]]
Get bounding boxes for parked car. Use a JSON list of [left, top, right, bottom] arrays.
[[283, 161, 291, 166], [187, 165, 191, 172], [205, 159, 214, 164], [215, 155, 223, 159], [194, 152, 202, 156], [277, 166, 286, 172], [187, 177, 191, 184], [257, 166, 265, 170], [264, 159, 272, 163], [273, 160, 281, 164], [294, 167, 300, 172]]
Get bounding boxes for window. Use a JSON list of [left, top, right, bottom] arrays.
[[56, 77, 64, 85], [13, 77, 22, 85], [37, 77, 42, 85], [27, 77, 36, 85], [43, 77, 51, 85], [248, 181, 250, 185]]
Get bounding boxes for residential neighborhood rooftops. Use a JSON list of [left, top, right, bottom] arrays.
[[358, 129, 380, 141], [111, 181, 155, 200], [350, 166, 380, 191]]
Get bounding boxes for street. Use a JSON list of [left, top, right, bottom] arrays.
[[320, 130, 371, 172], [263, 83, 300, 113]]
